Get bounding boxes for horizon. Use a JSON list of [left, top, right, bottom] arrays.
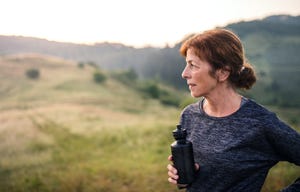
[[0, 0, 299, 48], [0, 13, 298, 49]]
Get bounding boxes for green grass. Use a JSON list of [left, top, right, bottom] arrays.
[[0, 111, 178, 192], [0, 54, 299, 192]]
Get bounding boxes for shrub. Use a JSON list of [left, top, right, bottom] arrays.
[[140, 81, 160, 99], [111, 69, 138, 85], [159, 94, 180, 107], [26, 68, 40, 79], [93, 70, 107, 84], [87, 61, 98, 69], [138, 81, 181, 107], [78, 62, 85, 69]]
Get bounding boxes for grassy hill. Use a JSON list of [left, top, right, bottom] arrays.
[[0, 54, 181, 192], [0, 54, 299, 192]]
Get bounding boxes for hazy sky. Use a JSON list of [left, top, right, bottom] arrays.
[[1, 0, 299, 47]]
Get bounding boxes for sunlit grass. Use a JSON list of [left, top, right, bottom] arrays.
[[0, 54, 299, 192], [0, 106, 178, 192]]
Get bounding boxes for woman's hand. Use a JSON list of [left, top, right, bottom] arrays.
[[167, 155, 179, 184], [167, 155, 200, 185]]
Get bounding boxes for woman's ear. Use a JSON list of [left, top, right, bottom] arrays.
[[216, 68, 230, 82]]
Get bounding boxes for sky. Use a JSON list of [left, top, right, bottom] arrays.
[[0, 0, 299, 48]]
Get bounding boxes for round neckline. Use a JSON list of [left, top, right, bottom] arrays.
[[199, 97, 248, 119]]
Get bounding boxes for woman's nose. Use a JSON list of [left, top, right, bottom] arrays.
[[181, 65, 190, 79]]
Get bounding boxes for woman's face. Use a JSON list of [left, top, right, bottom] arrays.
[[182, 49, 218, 98]]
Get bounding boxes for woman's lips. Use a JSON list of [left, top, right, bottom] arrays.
[[188, 83, 196, 90]]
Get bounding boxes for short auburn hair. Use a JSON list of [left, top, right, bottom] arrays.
[[180, 28, 256, 89]]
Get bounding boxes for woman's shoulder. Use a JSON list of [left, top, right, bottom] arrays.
[[242, 98, 276, 119]]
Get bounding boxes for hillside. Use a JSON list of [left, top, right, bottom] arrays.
[[0, 53, 179, 121], [0, 53, 184, 152], [0, 14, 299, 108], [0, 54, 183, 192], [226, 15, 300, 107]]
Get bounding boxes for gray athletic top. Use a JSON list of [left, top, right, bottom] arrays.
[[179, 98, 300, 192]]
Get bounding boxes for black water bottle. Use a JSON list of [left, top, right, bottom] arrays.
[[171, 124, 195, 188]]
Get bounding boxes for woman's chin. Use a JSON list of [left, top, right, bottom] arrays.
[[190, 92, 201, 98]]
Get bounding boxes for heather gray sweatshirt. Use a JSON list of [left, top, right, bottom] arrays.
[[180, 98, 300, 192]]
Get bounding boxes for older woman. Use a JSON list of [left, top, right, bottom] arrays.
[[167, 29, 300, 192]]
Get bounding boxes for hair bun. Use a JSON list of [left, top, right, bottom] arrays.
[[237, 64, 256, 89]]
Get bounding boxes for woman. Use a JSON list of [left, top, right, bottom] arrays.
[[167, 29, 300, 191]]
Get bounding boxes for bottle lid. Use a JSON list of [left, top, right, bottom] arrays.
[[172, 125, 187, 140]]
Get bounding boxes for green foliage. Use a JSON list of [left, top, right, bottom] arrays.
[[140, 81, 160, 99], [87, 61, 98, 69], [93, 70, 106, 84], [138, 80, 181, 107], [111, 68, 138, 85], [225, 16, 300, 107], [77, 62, 85, 69], [111, 70, 181, 107], [159, 93, 180, 107], [26, 68, 40, 79], [123, 68, 138, 81]]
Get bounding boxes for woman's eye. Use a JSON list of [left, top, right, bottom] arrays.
[[189, 64, 196, 69], [186, 62, 198, 70]]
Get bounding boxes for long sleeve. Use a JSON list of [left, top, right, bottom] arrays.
[[265, 114, 300, 165], [265, 114, 300, 191]]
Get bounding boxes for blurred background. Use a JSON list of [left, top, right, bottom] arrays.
[[0, 0, 299, 191]]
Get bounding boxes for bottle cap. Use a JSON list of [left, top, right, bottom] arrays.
[[172, 125, 187, 140]]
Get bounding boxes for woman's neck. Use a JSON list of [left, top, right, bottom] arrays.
[[202, 88, 242, 117]]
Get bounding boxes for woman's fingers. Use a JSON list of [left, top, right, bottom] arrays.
[[167, 155, 178, 184], [167, 164, 179, 184], [168, 176, 177, 184]]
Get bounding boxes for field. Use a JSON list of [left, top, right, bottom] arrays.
[[0, 54, 299, 192]]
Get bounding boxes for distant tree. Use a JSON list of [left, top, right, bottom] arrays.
[[87, 61, 98, 69], [139, 81, 160, 99], [159, 92, 181, 107], [93, 70, 106, 84], [26, 68, 40, 79], [146, 83, 160, 99], [111, 68, 138, 85], [78, 62, 85, 69], [125, 68, 138, 81]]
